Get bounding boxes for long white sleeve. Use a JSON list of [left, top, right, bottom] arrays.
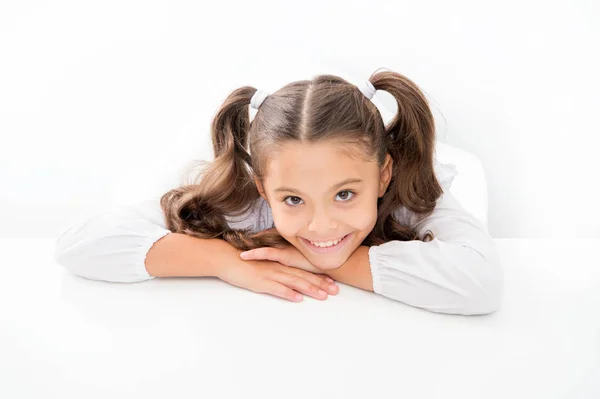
[[54, 199, 172, 283], [54, 197, 271, 283], [367, 162, 503, 315]]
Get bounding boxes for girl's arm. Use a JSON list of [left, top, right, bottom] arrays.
[[54, 197, 338, 301], [327, 189, 503, 316], [145, 232, 232, 278], [55, 196, 271, 283], [54, 198, 172, 282]]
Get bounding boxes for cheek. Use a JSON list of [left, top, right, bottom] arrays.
[[271, 206, 377, 238], [348, 198, 379, 233], [352, 210, 377, 231], [269, 211, 302, 238]]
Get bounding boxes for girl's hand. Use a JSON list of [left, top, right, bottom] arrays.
[[217, 257, 339, 302], [240, 243, 324, 274], [246, 227, 326, 274]]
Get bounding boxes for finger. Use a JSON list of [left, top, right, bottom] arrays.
[[241, 248, 278, 262], [262, 281, 303, 302], [322, 276, 339, 294], [284, 268, 339, 295], [274, 272, 329, 301]]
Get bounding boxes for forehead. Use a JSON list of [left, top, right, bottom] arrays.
[[263, 140, 376, 190]]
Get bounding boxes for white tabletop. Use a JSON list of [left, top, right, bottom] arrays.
[[1, 238, 599, 399]]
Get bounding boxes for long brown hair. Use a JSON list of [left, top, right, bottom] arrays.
[[160, 70, 443, 251]]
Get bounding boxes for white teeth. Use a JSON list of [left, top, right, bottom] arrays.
[[309, 236, 344, 247]]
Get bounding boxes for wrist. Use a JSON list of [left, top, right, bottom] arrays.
[[325, 245, 373, 291], [210, 238, 244, 281]]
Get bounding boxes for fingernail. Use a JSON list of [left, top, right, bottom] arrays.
[[325, 277, 335, 283], [318, 290, 327, 296], [240, 252, 248, 258]]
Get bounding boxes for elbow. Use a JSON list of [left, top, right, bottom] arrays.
[[458, 247, 504, 315], [54, 250, 84, 280], [54, 232, 80, 276], [54, 233, 152, 284], [54, 235, 93, 280], [461, 279, 503, 315], [54, 218, 94, 278]]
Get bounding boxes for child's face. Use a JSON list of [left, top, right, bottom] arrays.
[[254, 140, 393, 270]]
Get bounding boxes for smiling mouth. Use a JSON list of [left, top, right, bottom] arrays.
[[303, 234, 348, 244], [301, 233, 350, 248]]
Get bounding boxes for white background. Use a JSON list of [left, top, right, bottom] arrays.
[[1, 0, 599, 238], [1, 3, 599, 398]]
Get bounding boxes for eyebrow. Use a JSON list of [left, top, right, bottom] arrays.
[[274, 178, 363, 195]]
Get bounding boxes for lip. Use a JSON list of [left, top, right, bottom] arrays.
[[300, 233, 352, 254], [304, 235, 347, 243]]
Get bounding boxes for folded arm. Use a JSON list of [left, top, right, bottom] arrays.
[[327, 190, 503, 315]]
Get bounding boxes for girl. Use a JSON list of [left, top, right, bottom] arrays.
[[54, 69, 503, 315]]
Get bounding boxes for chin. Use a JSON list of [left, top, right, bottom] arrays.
[[304, 254, 349, 271], [314, 262, 345, 271]]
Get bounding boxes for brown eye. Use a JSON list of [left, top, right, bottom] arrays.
[[282, 191, 355, 208], [336, 191, 355, 202], [283, 196, 303, 207]]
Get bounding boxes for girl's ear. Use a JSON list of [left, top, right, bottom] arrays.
[[378, 153, 393, 198], [253, 176, 267, 200]]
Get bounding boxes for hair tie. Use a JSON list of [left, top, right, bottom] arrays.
[[250, 89, 270, 110], [357, 80, 376, 100]]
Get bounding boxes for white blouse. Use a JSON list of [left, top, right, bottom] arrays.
[[54, 158, 503, 315]]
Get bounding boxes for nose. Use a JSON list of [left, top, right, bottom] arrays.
[[307, 206, 338, 233]]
